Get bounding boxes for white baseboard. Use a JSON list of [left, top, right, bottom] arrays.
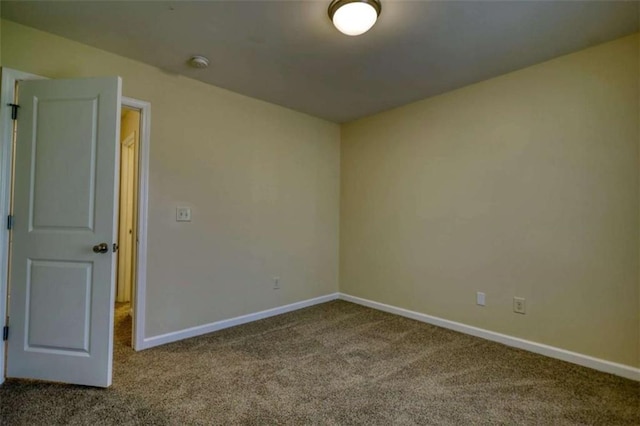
[[138, 290, 638, 381], [339, 293, 640, 382], [141, 293, 340, 350]]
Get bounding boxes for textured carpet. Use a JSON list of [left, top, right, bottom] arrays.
[[1, 300, 638, 425]]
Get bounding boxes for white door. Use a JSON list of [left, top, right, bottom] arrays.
[[6, 77, 121, 387]]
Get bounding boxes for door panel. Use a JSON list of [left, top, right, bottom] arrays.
[[27, 260, 92, 353], [7, 77, 121, 388], [31, 97, 98, 231]]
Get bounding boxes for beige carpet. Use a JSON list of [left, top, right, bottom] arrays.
[[1, 300, 638, 425]]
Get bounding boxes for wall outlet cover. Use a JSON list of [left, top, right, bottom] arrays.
[[513, 297, 526, 314], [476, 292, 486, 306]]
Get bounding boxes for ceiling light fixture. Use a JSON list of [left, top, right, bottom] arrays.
[[328, 0, 381, 36]]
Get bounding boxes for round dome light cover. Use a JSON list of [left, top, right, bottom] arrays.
[[328, 0, 381, 36]]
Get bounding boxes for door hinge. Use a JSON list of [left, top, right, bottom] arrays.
[[7, 103, 20, 120], [7, 215, 13, 230], [2, 325, 8, 341]]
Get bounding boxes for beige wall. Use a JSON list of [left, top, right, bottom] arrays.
[[341, 34, 640, 367], [1, 20, 340, 337]]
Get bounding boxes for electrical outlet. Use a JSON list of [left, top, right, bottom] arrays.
[[176, 207, 192, 222], [273, 277, 280, 290], [513, 297, 526, 314], [476, 292, 485, 306]]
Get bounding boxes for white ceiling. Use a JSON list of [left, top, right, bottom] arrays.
[[3, 1, 638, 123]]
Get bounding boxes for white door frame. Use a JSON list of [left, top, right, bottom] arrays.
[[0, 68, 151, 384]]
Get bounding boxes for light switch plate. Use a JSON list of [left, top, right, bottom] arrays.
[[176, 207, 192, 222]]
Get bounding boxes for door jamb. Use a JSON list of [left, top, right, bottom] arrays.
[[0, 68, 151, 385]]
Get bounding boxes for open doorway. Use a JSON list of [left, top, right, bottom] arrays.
[[114, 107, 141, 349], [119, 96, 150, 353]]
